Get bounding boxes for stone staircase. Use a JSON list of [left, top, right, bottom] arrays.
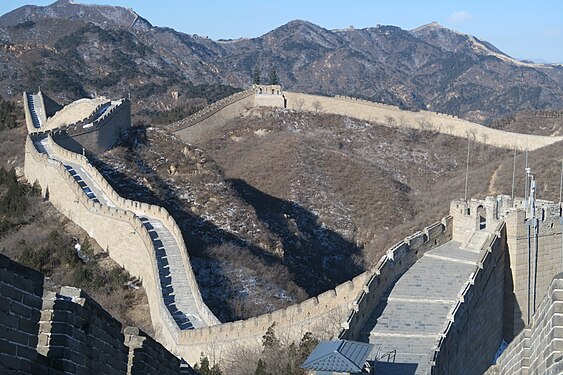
[[33, 135, 207, 330], [363, 238, 485, 374], [139, 217, 204, 329]]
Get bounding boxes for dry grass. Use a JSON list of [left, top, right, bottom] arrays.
[[194, 108, 512, 261], [489, 110, 563, 136], [0, 163, 153, 336]]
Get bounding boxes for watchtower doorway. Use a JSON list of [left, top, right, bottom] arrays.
[[477, 205, 486, 230]]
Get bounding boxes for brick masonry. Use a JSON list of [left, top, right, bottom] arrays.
[[0, 254, 188, 374]]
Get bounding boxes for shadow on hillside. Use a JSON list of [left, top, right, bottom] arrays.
[[90, 128, 365, 321], [92, 156, 245, 321], [228, 178, 366, 292]]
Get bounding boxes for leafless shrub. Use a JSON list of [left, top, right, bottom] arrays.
[[295, 98, 305, 111], [312, 100, 322, 113]]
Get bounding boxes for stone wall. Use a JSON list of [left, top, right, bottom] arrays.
[[170, 89, 562, 151], [449, 196, 513, 244], [45, 134, 219, 328], [0, 254, 51, 374], [38, 287, 129, 374], [51, 100, 131, 155], [282, 92, 562, 151], [169, 88, 254, 134], [254, 84, 286, 108], [22, 93, 35, 133], [340, 216, 453, 341], [0, 254, 188, 374], [430, 222, 508, 375], [24, 130, 373, 364], [485, 274, 563, 375], [504, 201, 563, 337], [124, 327, 181, 375], [24, 135, 182, 352], [41, 93, 63, 118]]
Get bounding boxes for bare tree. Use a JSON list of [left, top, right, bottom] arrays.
[[416, 118, 434, 132], [312, 100, 322, 113], [295, 98, 305, 111], [385, 115, 397, 127]]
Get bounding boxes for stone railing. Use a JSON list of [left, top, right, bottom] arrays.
[[168, 89, 254, 131], [45, 134, 219, 327], [428, 221, 507, 374], [25, 135, 189, 351], [338, 216, 453, 341]]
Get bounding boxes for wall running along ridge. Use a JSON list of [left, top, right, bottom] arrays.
[[169, 89, 255, 143], [171, 88, 563, 151], [25, 90, 563, 369], [24, 122, 454, 364]]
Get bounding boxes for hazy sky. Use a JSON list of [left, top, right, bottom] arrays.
[[1, 0, 562, 62]]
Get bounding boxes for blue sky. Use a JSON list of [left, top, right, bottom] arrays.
[[1, 0, 562, 62]]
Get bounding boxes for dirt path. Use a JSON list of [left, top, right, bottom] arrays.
[[488, 163, 503, 194]]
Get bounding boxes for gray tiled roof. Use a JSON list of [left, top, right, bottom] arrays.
[[301, 340, 374, 372]]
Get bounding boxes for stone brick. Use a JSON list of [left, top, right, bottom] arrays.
[[0, 352, 21, 370], [1, 283, 23, 303], [10, 301, 33, 319], [0, 312, 19, 329], [7, 327, 32, 347]]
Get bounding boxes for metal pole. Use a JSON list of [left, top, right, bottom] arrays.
[[559, 158, 563, 205], [511, 142, 517, 200], [527, 222, 531, 325], [464, 136, 471, 202], [524, 147, 529, 209]]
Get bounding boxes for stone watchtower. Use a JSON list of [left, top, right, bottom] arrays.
[[253, 84, 286, 108]]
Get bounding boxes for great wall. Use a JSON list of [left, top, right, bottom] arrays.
[[1, 85, 562, 374]]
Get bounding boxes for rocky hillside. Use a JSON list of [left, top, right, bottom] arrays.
[[490, 109, 563, 136], [1, 1, 562, 121], [92, 108, 530, 322]]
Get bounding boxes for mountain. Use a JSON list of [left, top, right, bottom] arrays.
[[0, 0, 152, 30], [0, 1, 562, 121]]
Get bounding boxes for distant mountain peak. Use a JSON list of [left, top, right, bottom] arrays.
[[410, 21, 465, 36], [0, 0, 151, 30]]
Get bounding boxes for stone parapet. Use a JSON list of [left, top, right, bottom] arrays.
[[0, 254, 186, 374], [340, 216, 453, 341], [486, 274, 563, 374], [430, 222, 507, 375]]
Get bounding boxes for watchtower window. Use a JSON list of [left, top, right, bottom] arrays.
[[477, 205, 486, 230]]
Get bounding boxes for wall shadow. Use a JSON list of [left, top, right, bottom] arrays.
[[90, 126, 367, 321], [228, 178, 366, 294], [373, 361, 418, 374], [503, 241, 524, 341]]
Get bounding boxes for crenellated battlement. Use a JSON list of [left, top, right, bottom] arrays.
[[0, 254, 184, 374]]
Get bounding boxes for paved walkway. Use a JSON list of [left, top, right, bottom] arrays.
[[27, 93, 44, 128], [33, 136, 206, 329], [362, 232, 488, 374]]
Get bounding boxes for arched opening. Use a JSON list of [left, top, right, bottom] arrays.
[[271, 89, 275, 94], [477, 205, 486, 230]]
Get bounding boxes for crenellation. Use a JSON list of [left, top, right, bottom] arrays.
[[1, 254, 187, 374]]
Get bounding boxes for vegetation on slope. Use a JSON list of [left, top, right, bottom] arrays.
[[489, 109, 563, 136], [96, 108, 522, 323], [0, 114, 152, 334]]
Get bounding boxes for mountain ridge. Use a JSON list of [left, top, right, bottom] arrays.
[[0, 1, 562, 121]]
